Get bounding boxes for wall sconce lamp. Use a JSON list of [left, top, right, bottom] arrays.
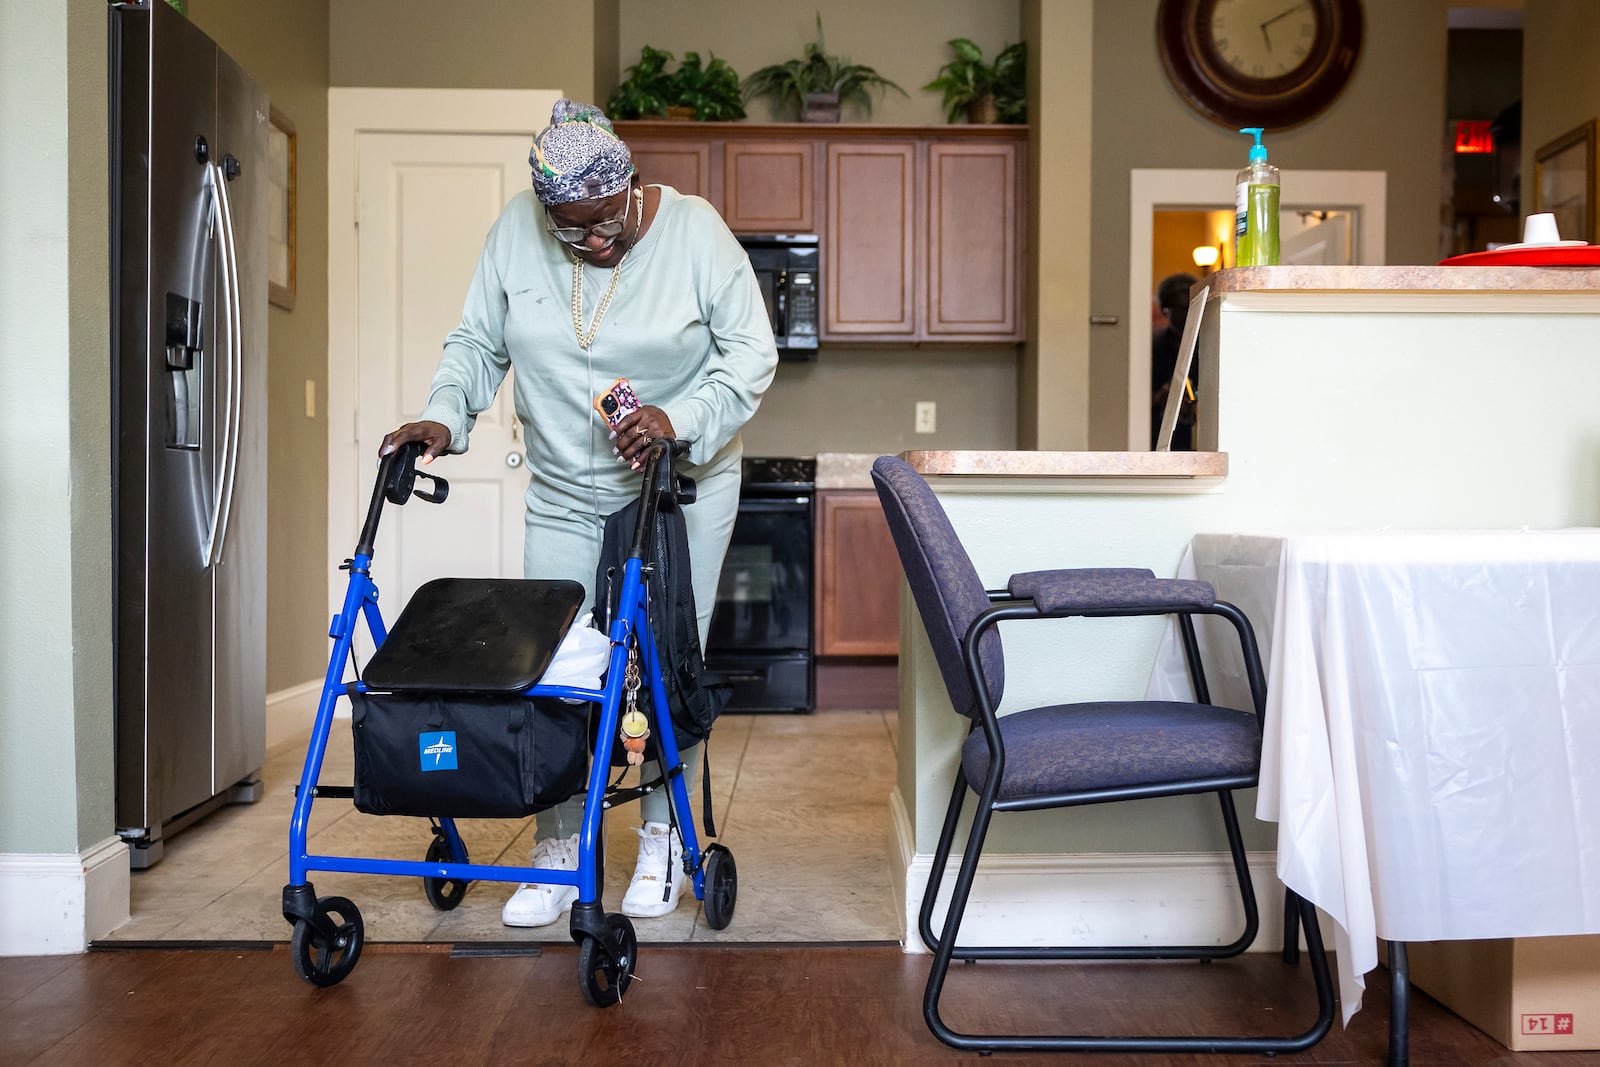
[[1192, 244, 1220, 274]]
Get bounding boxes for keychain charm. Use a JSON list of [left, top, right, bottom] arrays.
[[620, 641, 650, 765]]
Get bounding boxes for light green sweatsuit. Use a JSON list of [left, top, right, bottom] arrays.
[[418, 184, 778, 836]]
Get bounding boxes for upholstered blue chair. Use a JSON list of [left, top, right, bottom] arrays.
[[871, 456, 1333, 1055]]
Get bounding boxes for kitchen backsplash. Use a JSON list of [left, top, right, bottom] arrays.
[[740, 347, 1018, 458]]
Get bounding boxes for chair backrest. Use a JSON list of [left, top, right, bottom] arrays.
[[871, 456, 1004, 718]]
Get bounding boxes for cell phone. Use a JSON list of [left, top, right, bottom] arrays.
[[592, 376, 641, 431]]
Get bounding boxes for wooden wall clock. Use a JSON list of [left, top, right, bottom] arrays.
[[1156, 0, 1364, 130]]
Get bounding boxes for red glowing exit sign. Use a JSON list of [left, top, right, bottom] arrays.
[[1454, 120, 1495, 154]]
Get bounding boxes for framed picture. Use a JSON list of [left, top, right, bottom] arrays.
[[1533, 119, 1596, 245], [267, 105, 297, 310]]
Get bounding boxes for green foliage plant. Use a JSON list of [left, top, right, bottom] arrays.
[[923, 38, 1027, 124], [670, 51, 747, 121], [740, 14, 906, 121], [607, 46, 747, 121]]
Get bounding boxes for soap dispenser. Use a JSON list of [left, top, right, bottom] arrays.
[[1235, 127, 1280, 266]]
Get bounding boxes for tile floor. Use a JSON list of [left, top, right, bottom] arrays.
[[104, 708, 901, 945]]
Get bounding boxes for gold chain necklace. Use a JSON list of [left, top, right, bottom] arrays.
[[570, 187, 643, 351]]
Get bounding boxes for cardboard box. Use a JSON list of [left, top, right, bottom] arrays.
[[1405, 935, 1600, 1051]]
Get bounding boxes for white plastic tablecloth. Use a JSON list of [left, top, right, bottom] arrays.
[[1149, 530, 1600, 1024]]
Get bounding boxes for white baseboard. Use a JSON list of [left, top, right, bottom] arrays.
[[890, 788, 1317, 955], [266, 677, 333, 750], [0, 836, 129, 955]]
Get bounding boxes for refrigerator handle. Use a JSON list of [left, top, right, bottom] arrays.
[[199, 160, 240, 566], [199, 164, 229, 565], [209, 159, 245, 569]]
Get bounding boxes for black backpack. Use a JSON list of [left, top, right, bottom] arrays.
[[594, 495, 731, 756]]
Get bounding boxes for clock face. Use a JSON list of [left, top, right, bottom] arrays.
[[1208, 0, 1319, 81], [1157, 0, 1363, 130]]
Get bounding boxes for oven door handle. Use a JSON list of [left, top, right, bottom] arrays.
[[735, 497, 812, 510]]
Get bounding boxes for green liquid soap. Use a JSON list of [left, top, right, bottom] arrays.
[[1236, 183, 1280, 266], [1234, 127, 1281, 267]]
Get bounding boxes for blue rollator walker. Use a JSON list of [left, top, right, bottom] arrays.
[[282, 437, 736, 1003]]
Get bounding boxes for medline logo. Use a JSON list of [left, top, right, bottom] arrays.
[[420, 731, 457, 771]]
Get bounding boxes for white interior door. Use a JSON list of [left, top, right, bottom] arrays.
[[356, 132, 528, 606], [329, 89, 561, 652]]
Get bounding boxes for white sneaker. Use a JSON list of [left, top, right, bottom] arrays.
[[501, 833, 580, 928], [621, 821, 685, 919]]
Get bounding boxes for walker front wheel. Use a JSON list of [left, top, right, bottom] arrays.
[[577, 913, 636, 1007], [421, 833, 470, 910], [290, 895, 364, 987]]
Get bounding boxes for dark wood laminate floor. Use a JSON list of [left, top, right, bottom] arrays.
[[3, 946, 1596, 1065]]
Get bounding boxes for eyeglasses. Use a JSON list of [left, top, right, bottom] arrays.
[[545, 190, 632, 246]]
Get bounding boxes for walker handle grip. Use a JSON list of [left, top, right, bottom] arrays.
[[354, 442, 450, 558]]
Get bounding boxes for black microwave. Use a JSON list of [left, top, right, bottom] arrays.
[[738, 234, 820, 359]]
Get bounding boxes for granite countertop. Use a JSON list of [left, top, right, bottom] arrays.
[[811, 451, 1228, 485], [1206, 264, 1600, 293], [903, 450, 1228, 479]]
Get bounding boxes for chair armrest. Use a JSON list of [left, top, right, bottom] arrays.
[[1008, 568, 1214, 614]]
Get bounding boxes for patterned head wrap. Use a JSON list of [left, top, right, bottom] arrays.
[[530, 99, 634, 206]]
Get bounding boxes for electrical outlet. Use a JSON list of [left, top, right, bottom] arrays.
[[914, 400, 937, 435]]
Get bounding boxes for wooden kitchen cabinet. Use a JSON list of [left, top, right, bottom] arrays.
[[822, 135, 1025, 343], [627, 137, 715, 205], [615, 122, 1027, 344], [823, 141, 918, 339], [815, 490, 901, 657], [925, 141, 1024, 339], [723, 141, 816, 232], [619, 125, 817, 231]]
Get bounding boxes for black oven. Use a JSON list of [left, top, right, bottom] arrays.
[[705, 457, 815, 713]]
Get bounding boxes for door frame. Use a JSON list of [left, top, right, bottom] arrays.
[[1126, 168, 1388, 451], [326, 88, 558, 625]]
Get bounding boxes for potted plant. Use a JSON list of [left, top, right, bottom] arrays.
[[606, 46, 746, 122], [669, 51, 747, 121], [741, 15, 906, 123], [923, 39, 1027, 124]]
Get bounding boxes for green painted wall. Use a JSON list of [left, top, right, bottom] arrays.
[[0, 1, 113, 855]]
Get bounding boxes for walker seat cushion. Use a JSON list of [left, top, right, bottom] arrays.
[[363, 578, 585, 693]]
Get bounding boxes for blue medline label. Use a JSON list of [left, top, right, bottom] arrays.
[[420, 731, 457, 771]]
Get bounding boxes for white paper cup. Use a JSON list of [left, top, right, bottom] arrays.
[[1523, 212, 1561, 245]]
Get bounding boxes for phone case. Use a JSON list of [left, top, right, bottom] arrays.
[[593, 377, 641, 430]]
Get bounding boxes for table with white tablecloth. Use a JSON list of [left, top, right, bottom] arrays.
[[1148, 530, 1600, 1026]]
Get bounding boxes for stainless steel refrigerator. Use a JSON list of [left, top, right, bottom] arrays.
[[110, 0, 267, 868]]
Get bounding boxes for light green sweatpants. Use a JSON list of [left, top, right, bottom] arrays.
[[525, 462, 740, 840]]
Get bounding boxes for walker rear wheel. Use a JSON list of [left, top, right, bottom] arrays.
[[290, 895, 364, 987], [421, 834, 470, 910], [702, 844, 737, 930], [577, 913, 636, 1007]]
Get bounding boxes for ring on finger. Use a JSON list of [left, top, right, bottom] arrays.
[[636, 426, 647, 436]]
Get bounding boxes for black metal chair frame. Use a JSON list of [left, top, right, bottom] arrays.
[[917, 587, 1337, 1055]]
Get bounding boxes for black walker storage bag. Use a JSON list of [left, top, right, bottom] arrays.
[[349, 577, 590, 819], [349, 692, 588, 818]]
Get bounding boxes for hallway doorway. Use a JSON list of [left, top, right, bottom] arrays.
[[1126, 169, 1388, 451]]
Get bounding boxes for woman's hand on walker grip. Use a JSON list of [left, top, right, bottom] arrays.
[[380, 420, 452, 464]]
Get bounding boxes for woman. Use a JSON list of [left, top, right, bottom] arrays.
[[380, 99, 777, 926]]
